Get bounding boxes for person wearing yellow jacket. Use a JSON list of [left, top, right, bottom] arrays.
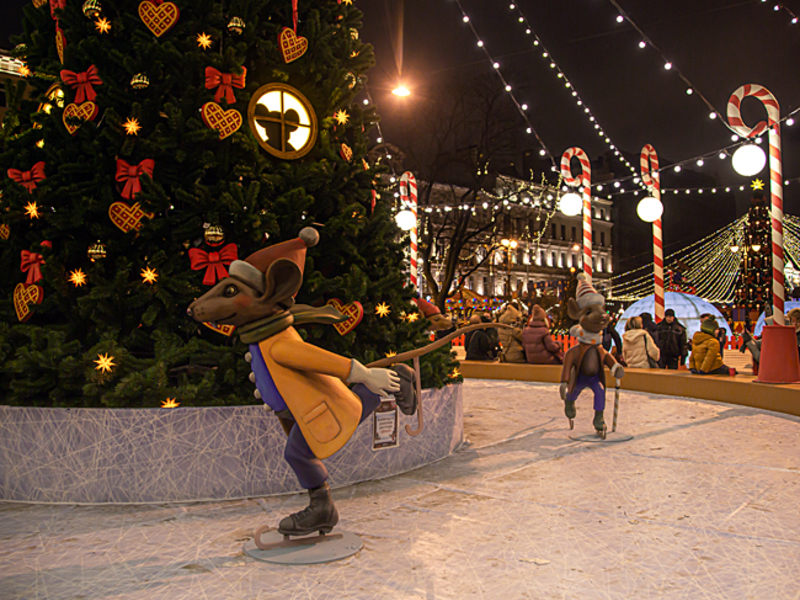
[[690, 317, 734, 375]]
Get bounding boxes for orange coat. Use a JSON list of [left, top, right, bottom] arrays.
[[257, 327, 363, 459]]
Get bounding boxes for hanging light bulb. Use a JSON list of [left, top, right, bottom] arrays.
[[559, 192, 582, 216], [732, 144, 767, 176]]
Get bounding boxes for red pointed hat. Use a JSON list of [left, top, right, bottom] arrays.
[[229, 227, 319, 293], [413, 297, 441, 317], [575, 273, 604, 308]]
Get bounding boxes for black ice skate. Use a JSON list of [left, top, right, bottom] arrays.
[[390, 363, 418, 415], [564, 399, 576, 429], [593, 410, 607, 439], [278, 482, 339, 536]]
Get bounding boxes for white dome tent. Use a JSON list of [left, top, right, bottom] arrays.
[[614, 292, 729, 340], [753, 301, 800, 336]]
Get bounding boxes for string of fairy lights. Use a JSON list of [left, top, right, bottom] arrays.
[[760, 0, 799, 25]]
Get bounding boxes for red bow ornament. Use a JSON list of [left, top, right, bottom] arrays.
[[50, 0, 66, 20], [115, 158, 155, 199], [188, 244, 239, 285], [7, 162, 46, 193], [20, 250, 45, 284], [204, 66, 246, 105], [61, 65, 103, 105]]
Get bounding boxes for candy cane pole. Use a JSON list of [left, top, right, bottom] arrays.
[[561, 148, 592, 278], [399, 172, 419, 293], [728, 85, 784, 325], [641, 144, 665, 323]]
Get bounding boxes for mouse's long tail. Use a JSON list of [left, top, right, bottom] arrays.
[[366, 323, 514, 368]]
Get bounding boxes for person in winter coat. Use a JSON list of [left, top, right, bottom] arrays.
[[498, 302, 526, 363], [656, 308, 687, 369], [690, 317, 733, 375], [602, 321, 623, 361], [522, 304, 564, 364], [622, 316, 660, 368], [639, 312, 659, 345], [466, 313, 500, 361]]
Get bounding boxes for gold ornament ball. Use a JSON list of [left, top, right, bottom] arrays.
[[204, 225, 225, 245], [87, 242, 107, 261], [227, 17, 245, 34], [82, 0, 102, 18], [130, 73, 150, 90]]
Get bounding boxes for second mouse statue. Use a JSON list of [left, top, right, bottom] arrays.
[[559, 273, 625, 438], [187, 227, 507, 539]]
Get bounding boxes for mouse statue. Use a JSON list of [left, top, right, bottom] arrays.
[[559, 273, 624, 438], [187, 227, 507, 540], [412, 298, 453, 332]]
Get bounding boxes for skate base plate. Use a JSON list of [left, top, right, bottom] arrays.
[[569, 431, 633, 443], [244, 530, 363, 565]]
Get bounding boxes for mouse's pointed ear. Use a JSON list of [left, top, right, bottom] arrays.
[[261, 258, 303, 307], [567, 297, 582, 321]]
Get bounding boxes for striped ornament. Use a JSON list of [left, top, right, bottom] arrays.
[[641, 144, 664, 323], [561, 148, 592, 279], [727, 84, 784, 324], [399, 171, 419, 292]]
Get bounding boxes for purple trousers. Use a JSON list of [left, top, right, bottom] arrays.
[[566, 373, 606, 412], [283, 384, 381, 489]]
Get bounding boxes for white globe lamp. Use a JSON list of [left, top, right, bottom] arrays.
[[395, 209, 416, 231], [637, 196, 663, 223], [731, 143, 767, 177], [559, 192, 582, 216]]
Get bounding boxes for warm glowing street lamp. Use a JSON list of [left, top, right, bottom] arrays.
[[392, 85, 411, 97], [500, 239, 518, 299], [731, 143, 767, 177]]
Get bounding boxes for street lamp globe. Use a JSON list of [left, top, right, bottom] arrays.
[[395, 209, 416, 230], [559, 192, 582, 216], [637, 196, 663, 222], [731, 143, 766, 177]]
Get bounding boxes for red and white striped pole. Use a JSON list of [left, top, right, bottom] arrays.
[[399, 171, 419, 292], [560, 148, 592, 279], [640, 144, 665, 323], [727, 85, 784, 325]]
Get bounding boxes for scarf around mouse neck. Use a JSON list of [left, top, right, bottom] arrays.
[[237, 304, 348, 344], [569, 324, 603, 346]]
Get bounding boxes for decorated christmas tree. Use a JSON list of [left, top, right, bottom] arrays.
[[0, 0, 456, 407], [734, 185, 771, 313]]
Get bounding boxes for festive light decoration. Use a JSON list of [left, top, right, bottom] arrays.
[[248, 83, 317, 159], [560, 148, 592, 277], [87, 242, 106, 261], [333, 109, 349, 125], [18, 64, 30, 77], [204, 225, 225, 245], [731, 143, 767, 177], [392, 85, 410, 97], [451, 367, 461, 379], [227, 16, 245, 34], [558, 192, 581, 217], [69, 269, 87, 287], [94, 353, 116, 373], [130, 73, 149, 89], [95, 17, 111, 33], [197, 32, 212, 49], [82, 0, 102, 18], [161, 398, 180, 408], [375, 302, 391, 317], [407, 312, 419, 322], [752, 179, 765, 191], [636, 196, 663, 222], [122, 117, 141, 135], [140, 266, 158, 284], [385, 351, 397, 358], [24, 201, 40, 219]]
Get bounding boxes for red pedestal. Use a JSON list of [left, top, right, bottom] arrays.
[[756, 324, 800, 384]]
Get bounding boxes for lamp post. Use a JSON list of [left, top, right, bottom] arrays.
[[501, 238, 517, 299]]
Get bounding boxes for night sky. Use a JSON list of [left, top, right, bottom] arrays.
[[3, 0, 800, 270]]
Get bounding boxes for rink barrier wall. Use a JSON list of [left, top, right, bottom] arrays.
[[0, 385, 463, 504], [458, 362, 800, 418]]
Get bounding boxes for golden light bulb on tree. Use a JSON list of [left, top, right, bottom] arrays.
[[731, 143, 766, 177], [636, 196, 663, 222], [559, 192, 582, 216]]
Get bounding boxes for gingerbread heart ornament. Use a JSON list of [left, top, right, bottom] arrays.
[[14, 283, 43, 322], [278, 27, 308, 63], [326, 298, 364, 336], [63, 102, 99, 135], [138, 1, 180, 37], [108, 201, 154, 233], [201, 102, 242, 140]]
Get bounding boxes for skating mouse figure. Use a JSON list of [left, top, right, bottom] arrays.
[[559, 274, 624, 437], [187, 227, 418, 537], [187, 227, 506, 539]]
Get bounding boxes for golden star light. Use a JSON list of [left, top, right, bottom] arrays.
[[19, 64, 30, 77], [95, 17, 111, 34], [122, 117, 141, 135], [94, 353, 116, 373], [450, 367, 461, 379], [24, 201, 40, 219], [161, 398, 180, 408], [141, 266, 158, 284], [333, 109, 349, 125], [375, 302, 391, 317], [407, 312, 419, 322], [342, 0, 353, 5], [751, 179, 765, 191], [197, 32, 212, 49], [69, 269, 87, 287], [385, 350, 397, 358]]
